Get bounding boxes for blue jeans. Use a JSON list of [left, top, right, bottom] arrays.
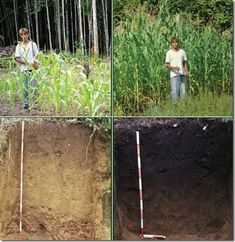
[[23, 71, 37, 107], [170, 75, 187, 102]]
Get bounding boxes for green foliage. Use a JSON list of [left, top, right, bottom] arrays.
[[114, 0, 232, 115], [141, 91, 232, 116], [169, 0, 233, 33], [113, 0, 142, 24], [0, 51, 110, 116], [114, 0, 233, 33]]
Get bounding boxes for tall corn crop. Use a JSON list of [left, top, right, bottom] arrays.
[[114, 0, 232, 115]]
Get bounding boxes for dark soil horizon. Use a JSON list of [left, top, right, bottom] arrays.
[[114, 118, 233, 240]]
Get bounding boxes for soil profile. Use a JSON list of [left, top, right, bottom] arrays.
[[0, 119, 111, 240], [114, 118, 233, 240]]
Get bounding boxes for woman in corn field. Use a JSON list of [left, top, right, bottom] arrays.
[[165, 37, 188, 102], [15, 28, 39, 109]]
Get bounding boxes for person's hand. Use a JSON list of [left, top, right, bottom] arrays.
[[184, 68, 189, 76], [172, 66, 180, 74], [32, 62, 40, 70]]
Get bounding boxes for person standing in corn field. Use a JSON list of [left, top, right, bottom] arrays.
[[165, 37, 188, 102], [15, 28, 39, 109]]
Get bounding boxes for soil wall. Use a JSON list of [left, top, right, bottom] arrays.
[[0, 120, 111, 240], [114, 118, 233, 240]]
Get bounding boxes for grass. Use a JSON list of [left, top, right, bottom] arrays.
[[113, 0, 232, 116], [141, 92, 232, 116], [0, 51, 110, 116]]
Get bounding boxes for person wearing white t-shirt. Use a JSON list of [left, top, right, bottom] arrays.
[[165, 37, 188, 102], [15, 28, 39, 109]]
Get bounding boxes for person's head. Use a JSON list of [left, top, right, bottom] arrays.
[[19, 28, 29, 42], [171, 37, 180, 50]]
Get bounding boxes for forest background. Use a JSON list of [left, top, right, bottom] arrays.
[[0, 0, 111, 116]]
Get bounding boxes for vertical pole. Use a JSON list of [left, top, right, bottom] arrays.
[[136, 131, 144, 238], [20, 121, 25, 232]]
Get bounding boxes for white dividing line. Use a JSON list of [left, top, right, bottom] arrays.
[[19, 121, 25, 232]]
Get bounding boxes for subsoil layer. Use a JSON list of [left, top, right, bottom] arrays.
[[114, 118, 233, 240], [0, 120, 110, 240]]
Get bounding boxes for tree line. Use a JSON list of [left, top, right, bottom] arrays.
[[114, 0, 232, 34], [0, 0, 111, 57]]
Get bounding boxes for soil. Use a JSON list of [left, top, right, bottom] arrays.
[[114, 118, 233, 240], [0, 97, 63, 116], [0, 119, 111, 240]]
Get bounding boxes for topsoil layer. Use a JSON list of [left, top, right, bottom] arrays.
[[114, 118, 233, 240], [0, 120, 111, 240]]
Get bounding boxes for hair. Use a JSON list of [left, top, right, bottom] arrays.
[[171, 36, 180, 43], [19, 28, 29, 35]]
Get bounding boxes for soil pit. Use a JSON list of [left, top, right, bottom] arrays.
[[114, 118, 233, 240], [0, 119, 111, 240]]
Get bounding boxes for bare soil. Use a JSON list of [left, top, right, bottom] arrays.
[[114, 118, 233, 240], [0, 120, 111, 240], [0, 97, 62, 116]]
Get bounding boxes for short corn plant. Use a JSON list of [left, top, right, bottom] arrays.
[[0, 51, 110, 116]]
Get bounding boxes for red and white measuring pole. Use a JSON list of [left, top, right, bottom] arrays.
[[136, 131, 144, 237], [136, 131, 166, 240]]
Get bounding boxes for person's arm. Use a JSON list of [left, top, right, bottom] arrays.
[[15, 43, 32, 66], [183, 60, 188, 75], [31, 42, 40, 70], [182, 50, 188, 75], [165, 51, 180, 73], [15, 44, 28, 65], [165, 63, 180, 72], [15, 57, 29, 65]]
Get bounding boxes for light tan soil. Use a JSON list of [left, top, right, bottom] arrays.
[[0, 120, 111, 240]]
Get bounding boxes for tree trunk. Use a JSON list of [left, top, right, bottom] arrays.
[[104, 0, 109, 55], [34, 0, 40, 48], [101, 0, 109, 56], [70, 0, 74, 53], [62, 0, 66, 50], [88, 1, 92, 55], [65, 0, 69, 51], [92, 0, 99, 56], [57, 0, 62, 51], [46, 0, 52, 50], [25, 0, 31, 38], [82, 3, 86, 52], [74, 0, 78, 45], [13, 0, 18, 41], [78, 0, 84, 54]]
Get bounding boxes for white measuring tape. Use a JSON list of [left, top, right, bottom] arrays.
[[20, 121, 25, 232], [136, 131, 166, 240]]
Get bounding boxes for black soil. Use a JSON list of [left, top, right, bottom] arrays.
[[114, 118, 233, 240]]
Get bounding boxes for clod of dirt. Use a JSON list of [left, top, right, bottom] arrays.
[[0, 120, 110, 240], [114, 118, 232, 240]]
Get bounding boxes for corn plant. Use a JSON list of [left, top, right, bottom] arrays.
[[114, 0, 232, 115], [0, 51, 110, 116]]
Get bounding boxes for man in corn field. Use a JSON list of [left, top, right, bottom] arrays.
[[15, 28, 39, 109], [165, 37, 188, 102]]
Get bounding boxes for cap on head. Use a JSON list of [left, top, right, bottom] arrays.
[[19, 28, 29, 35]]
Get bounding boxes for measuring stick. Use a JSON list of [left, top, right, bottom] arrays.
[[136, 131, 166, 240], [136, 131, 144, 237], [20, 121, 25, 232]]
